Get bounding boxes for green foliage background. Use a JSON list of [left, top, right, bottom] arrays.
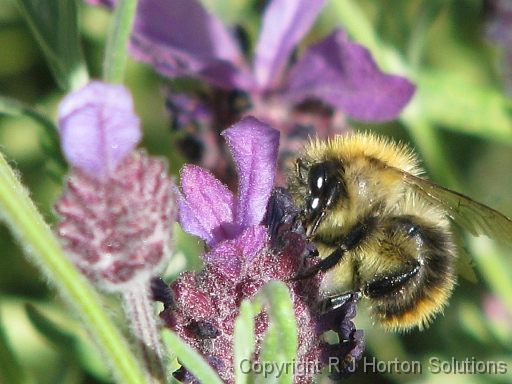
[[1, 0, 512, 383]]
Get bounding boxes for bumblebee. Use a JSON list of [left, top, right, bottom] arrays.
[[289, 132, 512, 331]]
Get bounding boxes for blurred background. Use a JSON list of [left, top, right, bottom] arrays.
[[1, 0, 512, 383]]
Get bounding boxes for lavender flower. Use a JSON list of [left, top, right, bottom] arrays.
[[129, 0, 415, 186], [55, 81, 175, 382], [55, 81, 174, 289], [318, 293, 365, 380], [158, 117, 364, 383]]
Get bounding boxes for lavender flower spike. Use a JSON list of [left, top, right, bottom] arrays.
[[58, 81, 142, 178], [162, 117, 365, 382], [56, 81, 175, 381], [56, 81, 175, 291]]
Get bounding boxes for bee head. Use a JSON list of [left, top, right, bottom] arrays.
[[300, 160, 347, 236]]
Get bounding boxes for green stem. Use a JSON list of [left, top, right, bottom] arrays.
[[406, 0, 443, 71], [164, 330, 224, 384], [122, 282, 167, 383], [0, 151, 146, 384], [103, 0, 138, 83]]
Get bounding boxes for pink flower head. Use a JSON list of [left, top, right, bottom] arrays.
[[56, 81, 175, 291]]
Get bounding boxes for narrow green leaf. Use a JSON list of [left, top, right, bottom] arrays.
[[0, 96, 57, 132], [418, 69, 512, 145], [234, 300, 254, 384], [14, 0, 88, 90], [163, 329, 224, 384], [256, 322, 280, 384], [252, 281, 297, 384], [406, 1, 444, 69]]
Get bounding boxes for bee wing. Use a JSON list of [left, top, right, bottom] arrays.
[[452, 228, 478, 283], [401, 172, 512, 245]]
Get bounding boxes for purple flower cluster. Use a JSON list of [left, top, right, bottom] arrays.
[[126, 0, 415, 186], [318, 293, 365, 380], [129, 0, 413, 121], [154, 117, 364, 383]]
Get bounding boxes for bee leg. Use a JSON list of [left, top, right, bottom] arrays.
[[293, 218, 375, 280], [364, 263, 421, 299], [322, 290, 363, 312], [291, 246, 346, 280]]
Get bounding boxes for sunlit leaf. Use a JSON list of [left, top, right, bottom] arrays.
[[163, 329, 224, 384], [252, 281, 297, 384], [418, 69, 512, 145], [234, 300, 254, 384]]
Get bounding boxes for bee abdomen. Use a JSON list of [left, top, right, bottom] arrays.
[[369, 218, 457, 331]]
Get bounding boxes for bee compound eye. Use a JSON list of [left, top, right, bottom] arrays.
[[307, 163, 328, 213], [308, 163, 327, 196]]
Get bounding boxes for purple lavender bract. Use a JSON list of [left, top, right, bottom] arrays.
[[58, 81, 142, 179]]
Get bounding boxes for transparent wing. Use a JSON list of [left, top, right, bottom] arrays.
[[401, 172, 512, 245], [452, 228, 478, 283]]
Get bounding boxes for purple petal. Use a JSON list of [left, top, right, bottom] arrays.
[[222, 117, 279, 234], [177, 165, 236, 246], [253, 0, 328, 90], [58, 81, 141, 177], [165, 91, 212, 129], [285, 29, 416, 122], [202, 225, 267, 277], [82, 0, 116, 7], [129, 0, 255, 90]]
